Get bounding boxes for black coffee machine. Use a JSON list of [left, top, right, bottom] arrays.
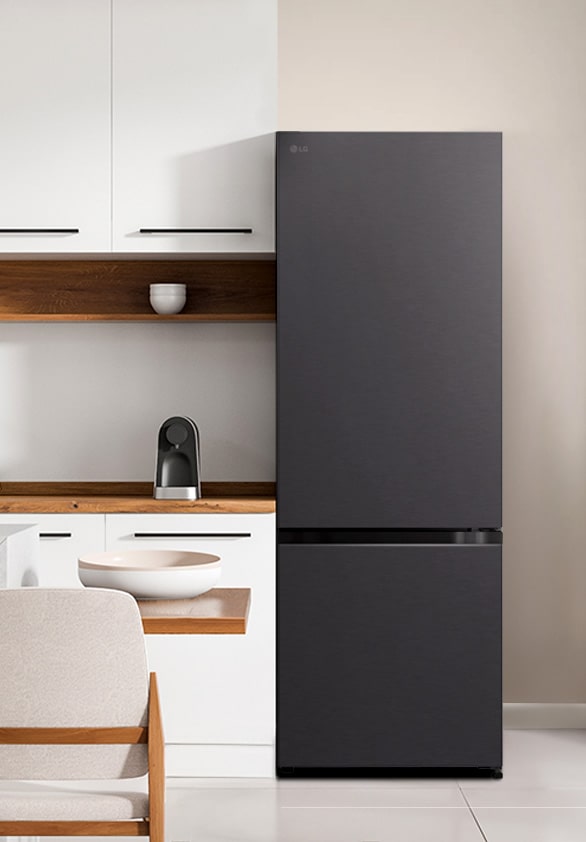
[[154, 416, 201, 500]]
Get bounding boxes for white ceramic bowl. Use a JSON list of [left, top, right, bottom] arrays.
[[78, 550, 220, 599], [149, 283, 186, 315]]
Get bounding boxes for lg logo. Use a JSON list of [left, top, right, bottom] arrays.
[[289, 144, 309, 153]]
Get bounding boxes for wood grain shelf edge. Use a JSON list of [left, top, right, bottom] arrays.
[[0, 481, 275, 513], [0, 313, 274, 322], [137, 587, 250, 635]]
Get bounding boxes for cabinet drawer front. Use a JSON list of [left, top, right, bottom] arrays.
[[105, 514, 273, 591], [106, 513, 275, 744], [0, 514, 105, 586]]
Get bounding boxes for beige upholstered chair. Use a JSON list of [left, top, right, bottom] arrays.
[[0, 588, 164, 840]]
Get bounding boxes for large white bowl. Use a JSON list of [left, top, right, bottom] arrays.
[[78, 550, 220, 599]]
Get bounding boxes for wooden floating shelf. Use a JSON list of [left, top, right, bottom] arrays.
[[137, 587, 251, 634], [0, 258, 276, 321]]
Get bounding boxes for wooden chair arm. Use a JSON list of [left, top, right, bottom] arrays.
[[148, 672, 165, 842], [0, 727, 147, 744]]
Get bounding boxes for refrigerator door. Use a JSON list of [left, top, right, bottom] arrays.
[[277, 132, 501, 529], [277, 542, 502, 772]]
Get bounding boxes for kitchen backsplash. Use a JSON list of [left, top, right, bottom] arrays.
[[0, 322, 275, 480]]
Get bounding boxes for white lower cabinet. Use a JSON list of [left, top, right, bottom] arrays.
[[0, 514, 104, 586], [0, 510, 275, 774], [105, 513, 275, 772]]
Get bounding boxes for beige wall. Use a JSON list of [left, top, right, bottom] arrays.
[[279, 0, 586, 701]]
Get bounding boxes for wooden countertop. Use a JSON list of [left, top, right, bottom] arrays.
[[0, 482, 275, 514], [138, 587, 250, 634]]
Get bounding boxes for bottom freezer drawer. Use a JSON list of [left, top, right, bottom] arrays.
[[277, 543, 501, 771]]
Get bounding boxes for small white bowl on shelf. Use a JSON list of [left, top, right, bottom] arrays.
[[149, 283, 187, 315], [78, 549, 220, 599]]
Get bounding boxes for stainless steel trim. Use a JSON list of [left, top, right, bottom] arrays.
[[154, 486, 198, 500]]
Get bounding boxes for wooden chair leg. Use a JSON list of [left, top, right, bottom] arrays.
[[148, 672, 165, 842]]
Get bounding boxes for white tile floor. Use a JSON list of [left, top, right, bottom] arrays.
[[163, 731, 586, 842]]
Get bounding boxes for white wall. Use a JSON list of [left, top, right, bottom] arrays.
[[0, 322, 275, 480], [278, 0, 586, 701]]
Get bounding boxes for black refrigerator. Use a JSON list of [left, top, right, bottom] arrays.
[[276, 132, 502, 776]]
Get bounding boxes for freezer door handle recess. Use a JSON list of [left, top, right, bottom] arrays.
[[278, 529, 502, 545]]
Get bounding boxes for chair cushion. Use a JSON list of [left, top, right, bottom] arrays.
[[0, 778, 148, 821]]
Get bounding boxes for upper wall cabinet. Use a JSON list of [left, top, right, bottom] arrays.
[[0, 0, 111, 253], [113, 0, 276, 253], [0, 0, 276, 255]]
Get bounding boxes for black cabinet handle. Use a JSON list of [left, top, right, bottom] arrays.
[[39, 532, 73, 539], [0, 228, 79, 234], [132, 532, 251, 539], [139, 228, 253, 234]]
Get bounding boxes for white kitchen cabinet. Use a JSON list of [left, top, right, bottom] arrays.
[[112, 0, 276, 253], [0, 514, 105, 586], [0, 0, 276, 255], [105, 513, 275, 746], [0, 0, 111, 253]]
